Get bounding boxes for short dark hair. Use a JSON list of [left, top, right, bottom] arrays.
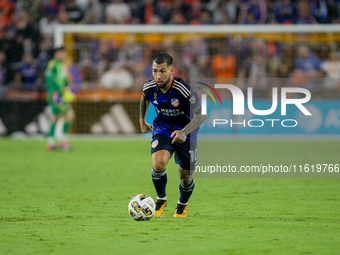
[[152, 52, 173, 66], [53, 46, 65, 55]]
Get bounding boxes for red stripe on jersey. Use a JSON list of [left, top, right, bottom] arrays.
[[169, 78, 174, 92], [155, 78, 174, 93]]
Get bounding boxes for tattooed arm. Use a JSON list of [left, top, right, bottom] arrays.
[[139, 96, 153, 133], [171, 114, 207, 144]]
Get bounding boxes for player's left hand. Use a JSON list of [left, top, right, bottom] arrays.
[[171, 130, 187, 144]]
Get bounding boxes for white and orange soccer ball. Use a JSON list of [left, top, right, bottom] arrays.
[[128, 194, 155, 221]]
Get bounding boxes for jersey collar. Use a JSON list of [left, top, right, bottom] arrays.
[[156, 77, 174, 95]]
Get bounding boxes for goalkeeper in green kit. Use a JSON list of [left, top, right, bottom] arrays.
[[45, 47, 75, 151]]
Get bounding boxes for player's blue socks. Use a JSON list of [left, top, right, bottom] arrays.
[[179, 179, 195, 204], [151, 168, 167, 200]]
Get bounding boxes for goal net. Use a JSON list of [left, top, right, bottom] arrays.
[[54, 25, 340, 135]]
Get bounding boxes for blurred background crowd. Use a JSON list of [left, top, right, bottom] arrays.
[[0, 0, 340, 96]]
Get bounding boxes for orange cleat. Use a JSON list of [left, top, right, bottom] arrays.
[[154, 200, 167, 218], [60, 141, 73, 151], [174, 204, 187, 217], [47, 145, 58, 151]]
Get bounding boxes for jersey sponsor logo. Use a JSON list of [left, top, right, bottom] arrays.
[[189, 96, 196, 104], [153, 100, 158, 105], [159, 108, 185, 116], [151, 140, 159, 148], [171, 98, 179, 107]]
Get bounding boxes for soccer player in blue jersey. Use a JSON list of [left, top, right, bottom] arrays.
[[139, 52, 207, 217]]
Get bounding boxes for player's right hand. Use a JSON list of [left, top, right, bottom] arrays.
[[140, 121, 153, 133]]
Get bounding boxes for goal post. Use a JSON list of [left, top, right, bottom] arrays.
[[54, 23, 340, 89], [54, 24, 340, 47], [52, 24, 340, 135]]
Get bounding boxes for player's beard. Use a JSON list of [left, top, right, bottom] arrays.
[[156, 76, 172, 91]]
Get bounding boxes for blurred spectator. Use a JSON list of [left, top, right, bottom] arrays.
[[44, 0, 60, 16], [250, 54, 268, 88], [212, 8, 229, 24], [238, 0, 267, 24], [18, 53, 38, 91], [105, 0, 131, 24], [267, 41, 281, 76], [335, 0, 340, 21], [37, 37, 53, 77], [147, 15, 163, 24], [233, 36, 252, 71], [65, 0, 84, 24], [191, 8, 213, 24], [133, 60, 151, 91], [78, 0, 101, 24], [321, 50, 340, 89], [5, 33, 24, 83], [294, 0, 316, 24], [136, 0, 163, 24], [98, 41, 115, 63], [274, 0, 295, 24], [117, 35, 143, 69], [0, 0, 15, 27], [100, 61, 134, 90], [225, 0, 240, 24], [292, 45, 322, 91], [189, 55, 211, 78], [278, 56, 293, 79], [39, 14, 58, 38], [172, 0, 192, 23], [76, 0, 93, 11], [57, 11, 69, 24], [79, 57, 97, 89], [211, 50, 236, 79], [207, 0, 240, 24], [0, 51, 6, 86], [314, 0, 338, 23], [293, 45, 321, 76], [67, 59, 82, 91], [14, 11, 39, 43], [18, 0, 42, 22], [169, 11, 187, 24], [240, 53, 269, 90], [97, 55, 111, 80], [22, 39, 37, 64]]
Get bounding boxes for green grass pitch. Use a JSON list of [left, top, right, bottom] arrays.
[[0, 138, 339, 255]]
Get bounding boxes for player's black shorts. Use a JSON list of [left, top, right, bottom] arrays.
[[151, 134, 197, 170]]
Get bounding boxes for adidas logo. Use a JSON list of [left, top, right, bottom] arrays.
[[153, 100, 158, 104]]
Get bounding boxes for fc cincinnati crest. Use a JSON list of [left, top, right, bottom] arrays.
[[151, 140, 159, 148], [171, 98, 179, 107], [189, 96, 196, 104]]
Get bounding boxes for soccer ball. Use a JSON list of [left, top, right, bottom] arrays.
[[128, 194, 155, 221]]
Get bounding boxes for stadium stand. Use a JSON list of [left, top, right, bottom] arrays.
[[1, 0, 340, 135], [0, 0, 340, 93]]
